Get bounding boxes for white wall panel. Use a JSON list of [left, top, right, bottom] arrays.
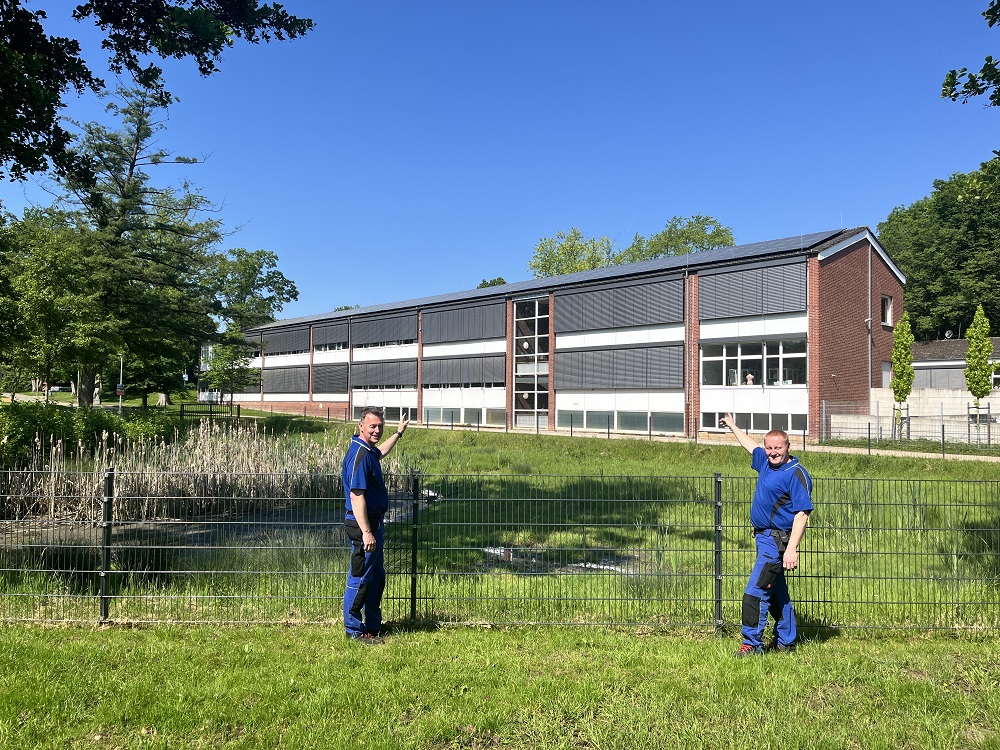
[[555, 324, 684, 350], [263, 353, 310, 367], [352, 344, 418, 362], [422, 339, 506, 358], [313, 350, 350, 364], [699, 312, 807, 341]]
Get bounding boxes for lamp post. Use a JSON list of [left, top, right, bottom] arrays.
[[118, 353, 124, 413]]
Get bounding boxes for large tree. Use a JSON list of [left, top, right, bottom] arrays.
[[943, 1, 1000, 106], [0, 1, 313, 185], [965, 304, 996, 411], [529, 215, 733, 278], [615, 215, 734, 266], [876, 157, 1000, 340]]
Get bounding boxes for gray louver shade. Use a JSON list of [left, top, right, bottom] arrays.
[[554, 345, 683, 389], [422, 355, 506, 385], [350, 360, 418, 388], [312, 363, 349, 392], [352, 314, 417, 345], [699, 263, 806, 320], [263, 328, 310, 355], [312, 323, 349, 347], [423, 303, 506, 343], [554, 279, 683, 332], [263, 366, 309, 393]]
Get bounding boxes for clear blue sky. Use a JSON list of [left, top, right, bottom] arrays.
[[5, 1, 999, 319]]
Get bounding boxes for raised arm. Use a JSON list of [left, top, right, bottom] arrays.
[[378, 412, 410, 457], [720, 413, 758, 454]]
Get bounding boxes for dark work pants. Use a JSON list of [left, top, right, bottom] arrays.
[[343, 520, 385, 637]]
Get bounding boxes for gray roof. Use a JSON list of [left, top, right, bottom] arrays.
[[912, 337, 1000, 362], [250, 227, 863, 332]]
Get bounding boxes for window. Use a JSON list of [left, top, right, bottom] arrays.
[[701, 339, 805, 386], [881, 296, 893, 327], [513, 297, 550, 427]]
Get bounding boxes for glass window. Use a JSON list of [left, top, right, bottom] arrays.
[[617, 411, 648, 431], [772, 413, 789, 431], [486, 408, 506, 426], [651, 412, 684, 433], [463, 408, 482, 425], [702, 412, 717, 428], [783, 339, 806, 354], [557, 410, 584, 428], [881, 296, 893, 326], [752, 413, 770, 431], [702, 360, 724, 385], [791, 414, 807, 432], [423, 407, 442, 423], [741, 342, 762, 356], [703, 343, 724, 357], [586, 411, 614, 430]]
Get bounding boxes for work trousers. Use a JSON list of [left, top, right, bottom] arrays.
[[741, 530, 797, 650], [343, 520, 385, 637]]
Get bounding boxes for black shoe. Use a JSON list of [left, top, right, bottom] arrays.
[[765, 640, 796, 653]]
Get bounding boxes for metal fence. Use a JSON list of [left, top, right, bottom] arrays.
[[1, 470, 997, 630]]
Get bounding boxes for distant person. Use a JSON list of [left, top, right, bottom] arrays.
[[744, 372, 754, 386], [342, 406, 409, 643], [720, 412, 813, 656]]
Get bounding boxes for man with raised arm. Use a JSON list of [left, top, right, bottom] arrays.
[[720, 413, 813, 656], [342, 406, 409, 643]]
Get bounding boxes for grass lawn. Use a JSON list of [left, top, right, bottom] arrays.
[[1, 624, 997, 750]]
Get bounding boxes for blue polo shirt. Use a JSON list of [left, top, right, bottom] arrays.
[[342, 435, 389, 521], [749, 447, 813, 531]]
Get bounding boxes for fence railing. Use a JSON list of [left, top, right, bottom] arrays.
[[1, 470, 997, 630]]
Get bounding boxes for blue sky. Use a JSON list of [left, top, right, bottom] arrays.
[[5, 1, 1000, 319]]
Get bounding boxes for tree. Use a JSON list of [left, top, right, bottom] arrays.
[[891, 311, 915, 437], [965, 304, 996, 414], [478, 277, 507, 288], [528, 228, 614, 278], [213, 248, 299, 330], [615, 215, 734, 265], [877, 157, 1000, 340], [200, 331, 260, 405], [528, 216, 734, 278], [0, 1, 313, 185], [943, 1, 1000, 106]]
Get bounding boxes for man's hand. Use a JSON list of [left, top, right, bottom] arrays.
[[362, 529, 376, 552], [783, 548, 798, 570], [397, 413, 410, 435]]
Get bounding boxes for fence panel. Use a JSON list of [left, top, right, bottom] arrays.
[[1, 470, 997, 630]]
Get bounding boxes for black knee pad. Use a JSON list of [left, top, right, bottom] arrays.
[[742, 593, 761, 627]]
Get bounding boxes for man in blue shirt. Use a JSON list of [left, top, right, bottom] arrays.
[[342, 406, 409, 643], [721, 413, 813, 656]]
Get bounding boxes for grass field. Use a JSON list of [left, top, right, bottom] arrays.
[[1, 624, 997, 750]]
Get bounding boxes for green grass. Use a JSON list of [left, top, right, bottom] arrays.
[[0, 624, 997, 749]]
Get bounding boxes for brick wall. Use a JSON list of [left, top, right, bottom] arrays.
[[685, 274, 700, 437], [815, 238, 904, 424]]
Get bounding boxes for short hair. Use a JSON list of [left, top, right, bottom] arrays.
[[359, 406, 385, 422], [764, 428, 790, 447]]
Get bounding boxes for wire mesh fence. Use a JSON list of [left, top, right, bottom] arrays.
[[1, 469, 997, 630]]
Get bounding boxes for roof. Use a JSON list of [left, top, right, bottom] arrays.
[[250, 227, 881, 332], [912, 337, 1000, 363]]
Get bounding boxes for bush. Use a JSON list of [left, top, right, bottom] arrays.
[[0, 402, 182, 468]]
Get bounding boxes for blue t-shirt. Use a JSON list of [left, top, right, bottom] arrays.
[[749, 447, 813, 531], [342, 435, 389, 521]]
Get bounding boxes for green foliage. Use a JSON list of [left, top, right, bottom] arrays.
[[0, 401, 181, 468], [529, 215, 734, 278], [942, 1, 1000, 106], [877, 156, 1000, 340], [0, 0, 313, 186], [477, 276, 507, 288], [213, 247, 299, 329], [615, 214, 735, 265], [965, 304, 996, 403], [200, 332, 260, 403], [528, 227, 615, 277], [891, 310, 915, 406]]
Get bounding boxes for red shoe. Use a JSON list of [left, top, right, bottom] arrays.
[[734, 643, 758, 658]]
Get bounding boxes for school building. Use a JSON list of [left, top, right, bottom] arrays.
[[238, 227, 905, 439]]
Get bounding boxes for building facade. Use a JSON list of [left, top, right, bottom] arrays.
[[241, 228, 905, 438]]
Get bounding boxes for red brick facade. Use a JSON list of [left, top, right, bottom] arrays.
[[684, 274, 700, 437], [814, 237, 904, 431]]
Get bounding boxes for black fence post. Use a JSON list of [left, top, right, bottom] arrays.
[[942, 424, 946, 459], [100, 468, 114, 624], [868, 423, 872, 455], [570, 413, 574, 438], [179, 402, 185, 421], [714, 472, 723, 636], [236, 404, 241, 420], [607, 415, 611, 440], [409, 471, 420, 623]]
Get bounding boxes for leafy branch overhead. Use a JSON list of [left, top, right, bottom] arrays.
[[0, 1, 313, 184], [943, 1, 1000, 106]]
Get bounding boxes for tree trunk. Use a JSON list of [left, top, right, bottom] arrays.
[[78, 370, 96, 408]]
